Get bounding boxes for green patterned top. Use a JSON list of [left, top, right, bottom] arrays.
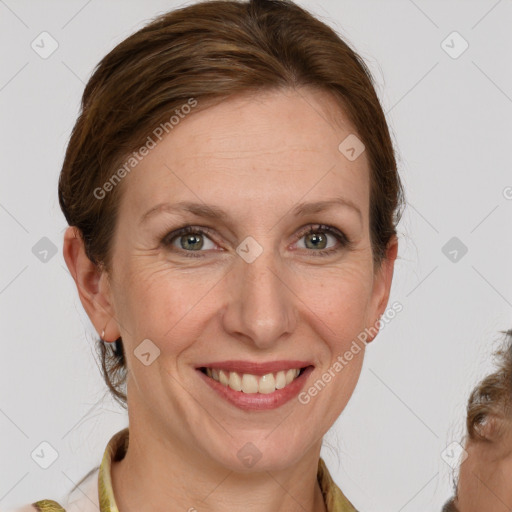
[[31, 428, 358, 512]]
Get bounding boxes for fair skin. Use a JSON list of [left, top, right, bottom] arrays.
[[64, 87, 398, 512], [454, 418, 512, 511]]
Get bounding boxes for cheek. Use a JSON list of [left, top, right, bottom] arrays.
[[456, 454, 480, 508], [490, 457, 512, 506], [115, 250, 374, 353], [301, 263, 374, 329], [114, 259, 204, 351], [457, 448, 512, 511]]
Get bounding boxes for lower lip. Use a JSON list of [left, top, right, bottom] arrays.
[[196, 366, 314, 411]]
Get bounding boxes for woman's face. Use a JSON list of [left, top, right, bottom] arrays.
[[82, 87, 397, 471]]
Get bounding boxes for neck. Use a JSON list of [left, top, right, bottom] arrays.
[[110, 419, 327, 512]]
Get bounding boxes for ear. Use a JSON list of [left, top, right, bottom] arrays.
[[62, 226, 120, 342], [365, 235, 399, 343]]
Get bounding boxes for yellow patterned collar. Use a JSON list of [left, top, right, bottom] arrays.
[[35, 428, 358, 511]]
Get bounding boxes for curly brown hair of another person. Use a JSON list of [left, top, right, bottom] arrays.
[[466, 328, 512, 443]]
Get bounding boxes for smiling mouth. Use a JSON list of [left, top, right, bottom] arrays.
[[199, 366, 310, 394]]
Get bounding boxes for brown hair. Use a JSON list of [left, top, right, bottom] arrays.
[[466, 329, 512, 442], [58, 0, 405, 407]]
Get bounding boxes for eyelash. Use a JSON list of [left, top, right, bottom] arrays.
[[161, 224, 352, 259]]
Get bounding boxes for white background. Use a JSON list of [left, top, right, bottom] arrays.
[[1, 0, 511, 510]]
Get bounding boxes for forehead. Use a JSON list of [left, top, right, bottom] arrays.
[[120, 88, 370, 219]]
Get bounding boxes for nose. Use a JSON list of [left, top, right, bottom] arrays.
[[220, 242, 298, 350]]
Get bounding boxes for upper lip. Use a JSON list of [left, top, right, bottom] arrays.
[[196, 360, 313, 376]]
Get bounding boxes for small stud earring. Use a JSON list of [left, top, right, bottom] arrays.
[[101, 329, 105, 340]]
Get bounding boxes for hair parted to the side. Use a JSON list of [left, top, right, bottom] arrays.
[[59, 0, 405, 407]]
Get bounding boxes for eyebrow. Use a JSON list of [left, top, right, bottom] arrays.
[[139, 197, 363, 225]]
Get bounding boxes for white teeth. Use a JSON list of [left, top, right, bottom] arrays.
[[203, 367, 304, 393], [285, 369, 297, 385], [275, 370, 286, 389], [228, 371, 242, 391], [219, 369, 229, 386], [258, 373, 276, 394], [241, 373, 259, 393]]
